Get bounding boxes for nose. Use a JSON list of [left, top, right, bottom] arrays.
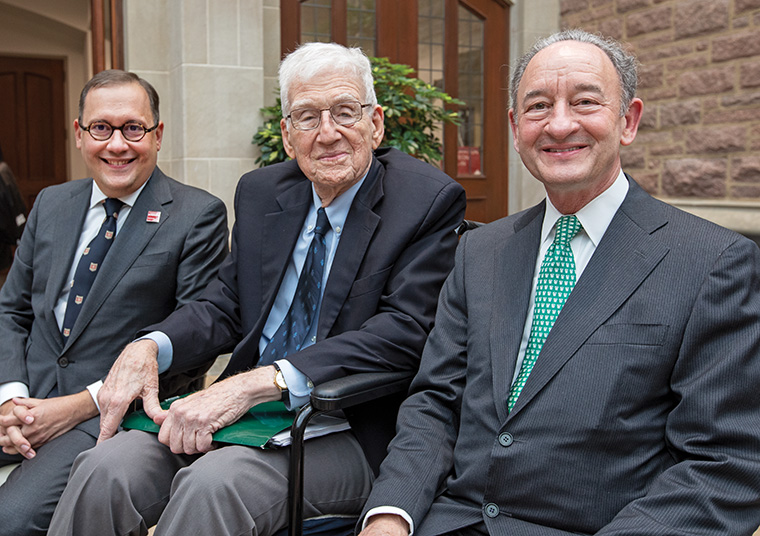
[[106, 129, 130, 151], [544, 102, 580, 140], [315, 109, 342, 143]]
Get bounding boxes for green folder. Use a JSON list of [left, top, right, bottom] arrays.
[[121, 396, 297, 448]]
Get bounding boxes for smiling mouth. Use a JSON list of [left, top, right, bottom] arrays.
[[103, 158, 135, 166], [544, 146, 585, 153]]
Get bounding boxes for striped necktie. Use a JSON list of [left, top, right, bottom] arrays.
[[259, 207, 330, 365]]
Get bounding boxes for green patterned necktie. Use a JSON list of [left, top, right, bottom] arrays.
[[508, 215, 582, 412]]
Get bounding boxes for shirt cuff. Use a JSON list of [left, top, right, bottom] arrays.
[[0, 382, 29, 406], [363, 507, 414, 535], [274, 359, 313, 409], [86, 380, 104, 411], [137, 331, 173, 374]]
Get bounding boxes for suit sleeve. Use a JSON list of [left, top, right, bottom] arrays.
[[0, 188, 44, 385], [360, 233, 471, 525], [287, 179, 466, 385], [172, 196, 229, 306], [596, 237, 760, 535]]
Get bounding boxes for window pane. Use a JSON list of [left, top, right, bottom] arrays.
[[347, 0, 376, 55], [457, 4, 484, 175], [301, 0, 331, 44], [418, 0, 446, 166]]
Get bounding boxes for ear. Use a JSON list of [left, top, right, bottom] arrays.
[[620, 98, 643, 147], [154, 122, 165, 151], [508, 109, 520, 153], [74, 119, 83, 149], [369, 104, 385, 150], [281, 117, 296, 159]]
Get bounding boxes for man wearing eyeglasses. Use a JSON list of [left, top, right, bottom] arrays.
[[49, 43, 466, 536], [0, 70, 229, 535]]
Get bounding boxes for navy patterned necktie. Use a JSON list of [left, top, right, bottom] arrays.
[[508, 215, 582, 412], [61, 198, 124, 339], [259, 207, 330, 365]]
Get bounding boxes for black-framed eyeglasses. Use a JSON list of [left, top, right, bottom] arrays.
[[287, 102, 373, 131], [81, 121, 159, 142]]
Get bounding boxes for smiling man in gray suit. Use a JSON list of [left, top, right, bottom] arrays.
[[0, 70, 228, 535], [359, 30, 760, 536]]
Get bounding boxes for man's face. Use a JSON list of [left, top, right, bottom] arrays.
[[281, 71, 384, 204], [509, 41, 642, 208], [74, 82, 163, 198]]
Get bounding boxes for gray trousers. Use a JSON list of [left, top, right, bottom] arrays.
[[0, 428, 95, 536], [49, 429, 374, 536]]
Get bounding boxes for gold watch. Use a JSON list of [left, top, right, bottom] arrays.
[[273, 363, 289, 402]]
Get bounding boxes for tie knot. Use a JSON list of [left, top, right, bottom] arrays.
[[104, 198, 125, 219], [553, 215, 581, 248], [314, 207, 330, 238]]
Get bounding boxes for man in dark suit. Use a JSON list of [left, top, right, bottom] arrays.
[[49, 43, 466, 536], [359, 29, 760, 536], [0, 70, 228, 535]]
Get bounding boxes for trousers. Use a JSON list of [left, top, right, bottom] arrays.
[[49, 428, 374, 536]]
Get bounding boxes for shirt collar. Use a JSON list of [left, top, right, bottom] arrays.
[[89, 178, 148, 210], [541, 169, 629, 246], [310, 167, 369, 236]]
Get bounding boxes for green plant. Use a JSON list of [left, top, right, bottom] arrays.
[[252, 56, 463, 167]]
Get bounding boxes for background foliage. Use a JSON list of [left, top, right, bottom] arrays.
[[252, 56, 462, 167]]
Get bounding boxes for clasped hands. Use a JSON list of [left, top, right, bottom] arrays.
[[0, 391, 98, 459], [97, 339, 282, 455]]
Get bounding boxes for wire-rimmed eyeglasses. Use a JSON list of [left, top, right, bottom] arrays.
[[80, 121, 159, 142], [286, 102, 373, 131]]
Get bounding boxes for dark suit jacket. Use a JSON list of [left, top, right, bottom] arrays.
[[0, 167, 229, 437], [149, 147, 466, 472], [364, 177, 760, 535]]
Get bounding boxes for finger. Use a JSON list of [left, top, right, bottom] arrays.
[[195, 429, 215, 453], [98, 401, 129, 444], [5, 425, 34, 459], [142, 393, 165, 422], [11, 400, 35, 425]]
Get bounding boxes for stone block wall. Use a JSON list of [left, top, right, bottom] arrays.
[[560, 0, 760, 205]]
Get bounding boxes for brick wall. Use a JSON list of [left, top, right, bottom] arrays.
[[560, 0, 760, 202]]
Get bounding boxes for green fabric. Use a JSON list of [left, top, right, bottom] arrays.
[[508, 215, 582, 412]]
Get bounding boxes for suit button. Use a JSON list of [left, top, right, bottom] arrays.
[[484, 503, 500, 518], [498, 432, 513, 447], [58, 357, 69, 368]]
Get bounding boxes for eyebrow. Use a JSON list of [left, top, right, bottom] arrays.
[[522, 83, 605, 103], [291, 93, 361, 109]]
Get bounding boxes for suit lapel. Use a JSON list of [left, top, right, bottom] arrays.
[[507, 179, 670, 418], [45, 181, 91, 345], [63, 169, 171, 349], [317, 158, 383, 339], [489, 205, 543, 424]]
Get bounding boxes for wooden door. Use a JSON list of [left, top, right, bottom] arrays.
[[281, 0, 510, 222], [0, 56, 67, 209]]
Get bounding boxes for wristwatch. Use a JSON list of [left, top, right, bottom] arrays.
[[272, 363, 289, 402]]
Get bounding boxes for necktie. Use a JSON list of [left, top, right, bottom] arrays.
[[259, 207, 330, 365], [507, 214, 582, 412], [61, 198, 124, 339]]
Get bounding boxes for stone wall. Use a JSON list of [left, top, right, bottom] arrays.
[[560, 0, 760, 224]]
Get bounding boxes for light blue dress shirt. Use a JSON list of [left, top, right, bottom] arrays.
[[148, 172, 368, 408]]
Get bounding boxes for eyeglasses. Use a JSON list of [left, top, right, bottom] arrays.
[[81, 121, 159, 142], [287, 102, 373, 131]]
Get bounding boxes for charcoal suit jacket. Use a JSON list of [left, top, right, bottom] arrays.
[[0, 167, 229, 438], [149, 147, 467, 473], [363, 176, 760, 535]]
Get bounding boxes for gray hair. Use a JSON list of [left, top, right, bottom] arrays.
[[510, 29, 638, 118], [79, 69, 160, 124], [279, 42, 377, 117]]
